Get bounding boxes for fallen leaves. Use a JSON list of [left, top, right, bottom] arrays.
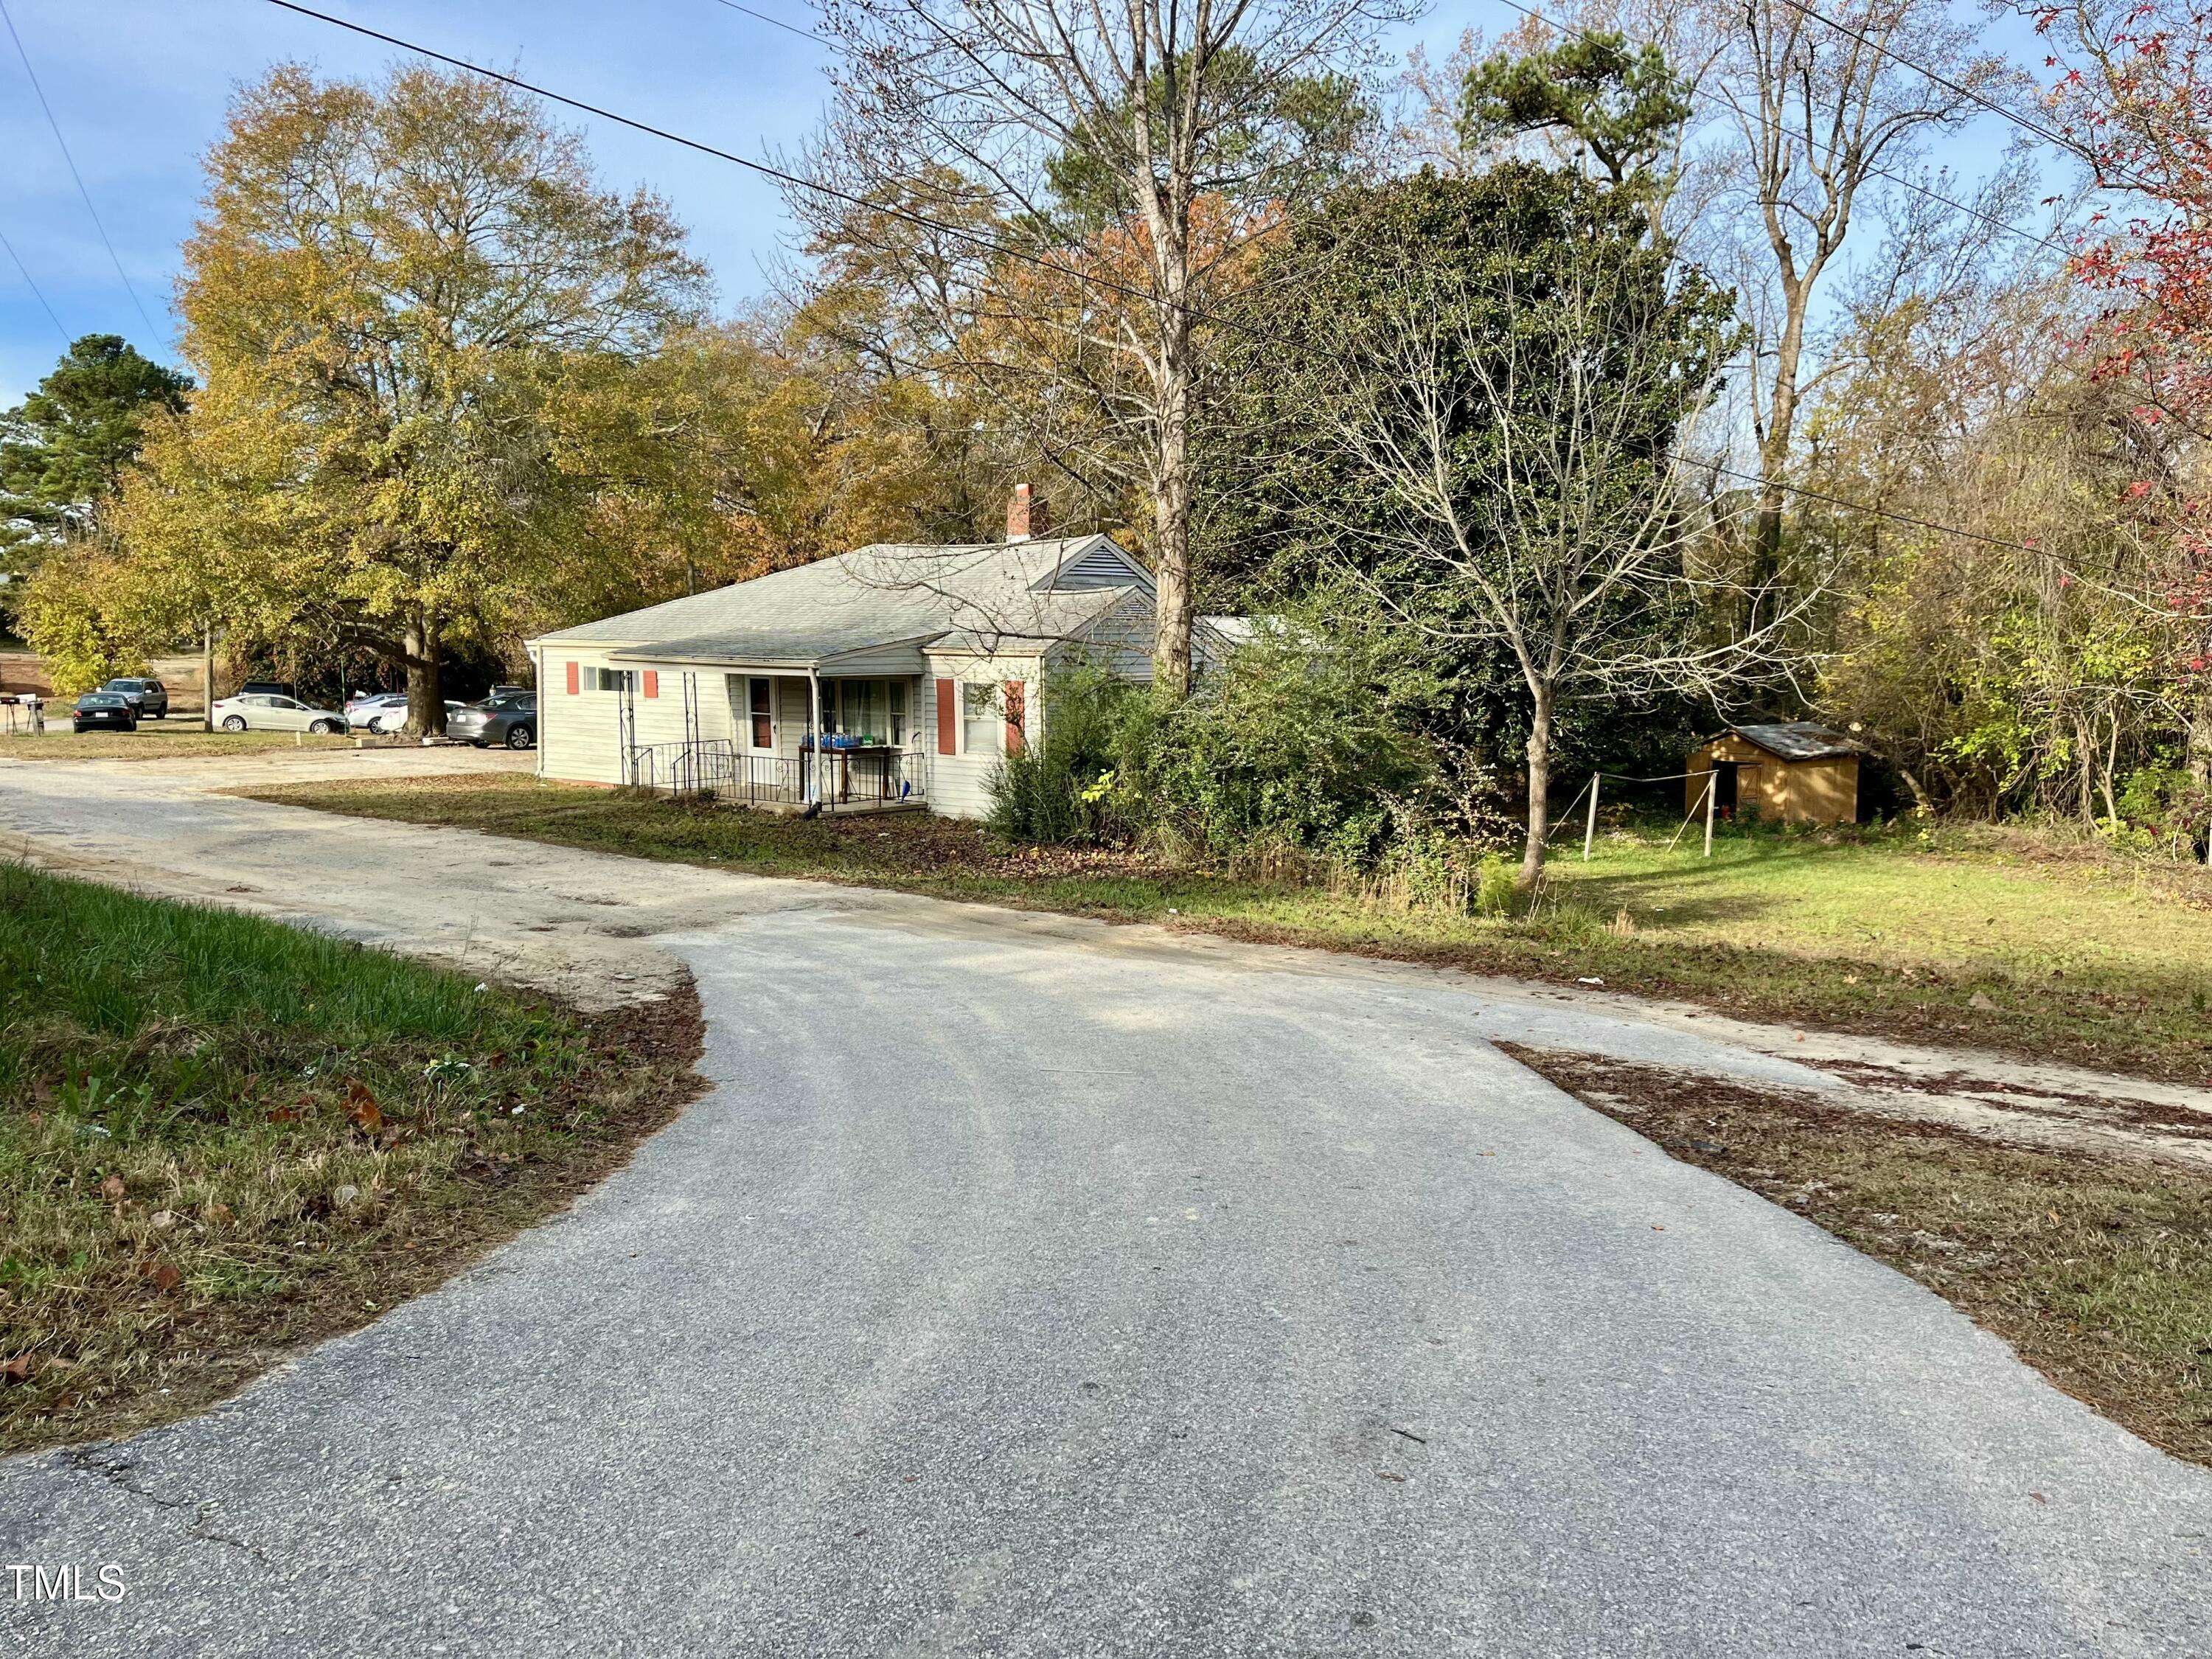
[[97, 1175, 125, 1203], [346, 1082, 383, 1135], [0, 1355, 30, 1384]]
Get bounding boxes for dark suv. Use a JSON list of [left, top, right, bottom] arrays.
[[446, 692, 537, 750], [100, 676, 168, 718]]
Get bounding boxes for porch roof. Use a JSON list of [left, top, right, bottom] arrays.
[[603, 625, 937, 674]]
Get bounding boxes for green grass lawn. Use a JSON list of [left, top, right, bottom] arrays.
[[242, 775, 2212, 1082], [0, 865, 698, 1450]]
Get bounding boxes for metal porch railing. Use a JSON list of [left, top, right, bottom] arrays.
[[624, 738, 924, 812]]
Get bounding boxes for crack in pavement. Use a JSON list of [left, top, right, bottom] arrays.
[[63, 1447, 282, 1570]]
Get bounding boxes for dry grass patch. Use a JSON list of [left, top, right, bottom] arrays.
[[1499, 1044, 2212, 1469], [0, 729, 358, 761], [0, 866, 702, 1453]]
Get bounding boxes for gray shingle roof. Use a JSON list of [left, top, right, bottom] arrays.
[[1728, 721, 1860, 761], [529, 535, 1150, 665]]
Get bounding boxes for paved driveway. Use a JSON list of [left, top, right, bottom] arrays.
[[1, 754, 2209, 1655]]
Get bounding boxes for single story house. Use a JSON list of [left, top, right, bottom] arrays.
[[1686, 723, 1860, 824], [526, 493, 1225, 819]]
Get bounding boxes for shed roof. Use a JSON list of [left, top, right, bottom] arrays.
[[529, 535, 1152, 668], [1713, 721, 1860, 762]]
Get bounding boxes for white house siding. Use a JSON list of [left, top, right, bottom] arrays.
[[1062, 592, 1157, 681], [538, 649, 631, 785], [922, 652, 1040, 821], [541, 647, 1054, 821]]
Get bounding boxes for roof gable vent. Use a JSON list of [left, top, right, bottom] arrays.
[[1041, 539, 1146, 591]]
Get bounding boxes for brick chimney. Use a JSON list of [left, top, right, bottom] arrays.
[[1006, 482, 1048, 543]]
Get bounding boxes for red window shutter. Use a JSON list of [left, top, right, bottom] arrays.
[[936, 678, 956, 755], [642, 670, 659, 699], [565, 661, 580, 695], [1003, 680, 1026, 755]]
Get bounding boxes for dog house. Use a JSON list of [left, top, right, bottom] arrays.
[[1686, 723, 1860, 824]]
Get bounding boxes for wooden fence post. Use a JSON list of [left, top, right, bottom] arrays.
[[1584, 772, 1600, 861], [1704, 768, 1718, 858]]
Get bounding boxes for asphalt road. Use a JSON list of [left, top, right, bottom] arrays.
[[1, 753, 2210, 1655]]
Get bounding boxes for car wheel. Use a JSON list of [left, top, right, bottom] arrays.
[[506, 725, 534, 750], [308, 719, 337, 735], [220, 715, 247, 733]]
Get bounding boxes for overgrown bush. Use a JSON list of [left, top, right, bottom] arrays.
[[990, 633, 1456, 875], [988, 661, 1146, 844]]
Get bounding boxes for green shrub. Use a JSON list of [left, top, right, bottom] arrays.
[[987, 661, 1144, 844], [1475, 852, 1518, 917], [1141, 629, 1435, 863]]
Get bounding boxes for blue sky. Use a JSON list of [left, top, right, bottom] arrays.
[[0, 0, 2048, 406]]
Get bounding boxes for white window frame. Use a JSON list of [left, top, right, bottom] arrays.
[[959, 680, 999, 757], [741, 675, 776, 752], [589, 667, 636, 694]]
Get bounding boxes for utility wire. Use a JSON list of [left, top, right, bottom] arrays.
[[707, 0, 823, 46], [1772, 0, 2144, 193], [1485, 0, 2073, 262], [263, 0, 1220, 335], [0, 0, 159, 342], [0, 221, 66, 344], [1489, 0, 2212, 440], [262, 0, 2110, 569]]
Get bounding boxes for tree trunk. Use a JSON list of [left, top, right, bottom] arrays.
[[2187, 685, 2212, 796], [2074, 714, 2096, 824], [405, 616, 445, 737], [1751, 289, 1810, 595], [1150, 285, 1194, 700], [1520, 685, 1554, 888]]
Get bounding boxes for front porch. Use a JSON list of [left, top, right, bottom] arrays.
[[623, 735, 924, 813]]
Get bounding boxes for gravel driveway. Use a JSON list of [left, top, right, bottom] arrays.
[[1, 752, 2209, 1656]]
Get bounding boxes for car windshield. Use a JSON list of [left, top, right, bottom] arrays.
[[104, 680, 145, 691], [78, 695, 125, 708]]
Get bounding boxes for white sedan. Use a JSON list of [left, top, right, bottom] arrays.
[[211, 692, 351, 734], [342, 692, 462, 734]]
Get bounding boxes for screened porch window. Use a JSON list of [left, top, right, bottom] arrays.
[[834, 679, 888, 743]]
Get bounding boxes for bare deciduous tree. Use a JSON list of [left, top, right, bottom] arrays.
[[1705, 0, 2008, 586], [1312, 199, 1812, 883], [804, 0, 1413, 696]]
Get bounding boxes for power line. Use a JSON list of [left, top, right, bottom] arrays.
[[262, 0, 2090, 570], [1484, 0, 2070, 260], [0, 222, 66, 344], [1486, 0, 2212, 441], [707, 0, 823, 46], [1772, 0, 2154, 198], [0, 0, 160, 343], [264, 0, 1222, 335]]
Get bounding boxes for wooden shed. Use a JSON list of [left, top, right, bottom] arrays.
[[1686, 723, 1860, 824]]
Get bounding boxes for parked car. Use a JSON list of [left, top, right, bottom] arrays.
[[210, 692, 349, 734], [235, 680, 297, 700], [344, 691, 409, 733], [447, 691, 537, 750], [342, 692, 464, 734], [100, 676, 168, 718], [72, 692, 139, 734]]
